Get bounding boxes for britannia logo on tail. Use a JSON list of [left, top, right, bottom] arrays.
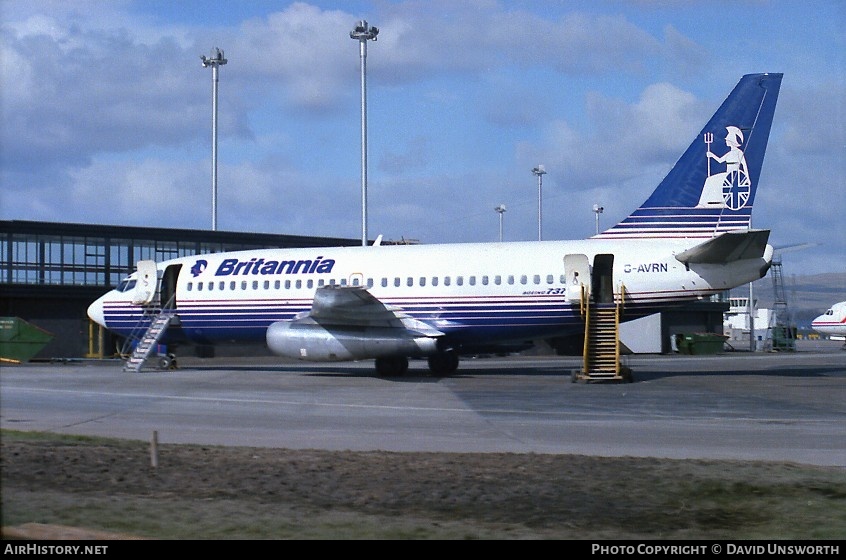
[[697, 125, 751, 210]]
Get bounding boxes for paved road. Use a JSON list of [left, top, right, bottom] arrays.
[[2, 341, 844, 466]]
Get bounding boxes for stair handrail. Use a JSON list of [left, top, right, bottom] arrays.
[[614, 289, 622, 374], [581, 293, 591, 374], [579, 283, 587, 318]]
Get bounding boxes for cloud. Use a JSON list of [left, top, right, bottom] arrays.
[[522, 81, 702, 194], [0, 1, 842, 277]]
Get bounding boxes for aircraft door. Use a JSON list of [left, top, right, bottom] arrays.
[[161, 264, 182, 309], [563, 254, 591, 303], [131, 260, 159, 305], [592, 254, 614, 304]]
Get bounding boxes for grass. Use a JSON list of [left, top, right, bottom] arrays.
[[2, 429, 845, 540]]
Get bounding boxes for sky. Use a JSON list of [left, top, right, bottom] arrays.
[[1, 0, 844, 277]]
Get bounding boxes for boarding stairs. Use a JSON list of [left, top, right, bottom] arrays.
[[122, 295, 177, 372], [767, 257, 796, 352], [573, 285, 631, 383]]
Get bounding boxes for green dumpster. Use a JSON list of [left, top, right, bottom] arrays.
[[0, 317, 54, 363], [678, 332, 728, 355], [674, 333, 691, 354]]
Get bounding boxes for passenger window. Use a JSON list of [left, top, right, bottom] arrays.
[[230, 281, 236, 290], [367, 278, 374, 288], [457, 276, 463, 286], [432, 277, 439, 286], [507, 275, 514, 285], [208, 281, 214, 291], [482, 276, 489, 286], [197, 282, 203, 291], [263, 280, 270, 290], [307, 279, 314, 289], [187, 282, 193, 291], [252, 281, 259, 290], [295, 279, 302, 289], [520, 275, 527, 285], [220, 281, 226, 290], [318, 279, 324, 287], [285, 280, 291, 289], [407, 277, 413, 287], [494, 275, 501, 285], [546, 275, 553, 284], [394, 277, 400, 287], [241, 281, 247, 290], [381, 278, 388, 288], [469, 276, 476, 286], [444, 277, 451, 286], [419, 277, 426, 287], [533, 275, 540, 284], [352, 277, 360, 287], [274, 280, 280, 289]]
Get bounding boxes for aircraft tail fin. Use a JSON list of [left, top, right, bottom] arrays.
[[595, 73, 782, 240]]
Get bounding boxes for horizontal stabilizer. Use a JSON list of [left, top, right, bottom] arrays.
[[675, 229, 770, 265]]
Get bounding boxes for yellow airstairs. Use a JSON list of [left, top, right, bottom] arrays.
[[572, 284, 632, 383]]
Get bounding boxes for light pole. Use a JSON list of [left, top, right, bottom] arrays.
[[495, 204, 506, 242], [593, 204, 604, 235], [201, 47, 227, 231], [350, 20, 379, 246], [532, 165, 546, 241], [748, 217, 755, 352]]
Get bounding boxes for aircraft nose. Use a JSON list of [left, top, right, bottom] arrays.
[[87, 297, 106, 327]]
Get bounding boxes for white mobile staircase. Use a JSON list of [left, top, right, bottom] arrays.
[[122, 294, 178, 372]]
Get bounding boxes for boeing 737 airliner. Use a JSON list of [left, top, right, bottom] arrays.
[[88, 73, 783, 376]]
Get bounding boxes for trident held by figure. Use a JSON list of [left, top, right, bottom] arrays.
[[703, 132, 714, 176]]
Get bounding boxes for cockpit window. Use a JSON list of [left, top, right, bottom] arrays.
[[116, 279, 137, 292]]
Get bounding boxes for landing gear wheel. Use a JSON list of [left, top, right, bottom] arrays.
[[375, 356, 409, 377], [427, 350, 459, 377], [158, 353, 178, 371]]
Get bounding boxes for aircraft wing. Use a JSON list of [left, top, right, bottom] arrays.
[[675, 229, 771, 265], [300, 285, 444, 337]]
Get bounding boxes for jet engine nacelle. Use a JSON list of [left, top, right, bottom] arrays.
[[266, 319, 438, 362]]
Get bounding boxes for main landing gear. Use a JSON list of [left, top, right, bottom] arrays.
[[373, 350, 460, 378], [427, 349, 459, 377]]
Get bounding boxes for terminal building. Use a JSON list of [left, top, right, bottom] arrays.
[[0, 220, 360, 359]]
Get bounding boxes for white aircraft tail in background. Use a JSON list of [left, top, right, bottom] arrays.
[[89, 73, 783, 376]]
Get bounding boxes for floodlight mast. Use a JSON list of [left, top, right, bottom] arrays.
[[532, 165, 546, 241], [593, 204, 604, 235], [350, 21, 379, 246], [201, 47, 227, 231], [495, 204, 506, 242]]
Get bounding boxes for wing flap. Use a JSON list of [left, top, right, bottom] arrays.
[[675, 229, 770, 265], [304, 285, 443, 337]]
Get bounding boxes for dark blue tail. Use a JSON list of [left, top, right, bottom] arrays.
[[596, 73, 782, 239]]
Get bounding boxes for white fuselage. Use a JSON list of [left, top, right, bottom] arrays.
[[811, 301, 846, 337]]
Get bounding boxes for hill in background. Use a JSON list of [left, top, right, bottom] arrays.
[[731, 270, 846, 329]]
